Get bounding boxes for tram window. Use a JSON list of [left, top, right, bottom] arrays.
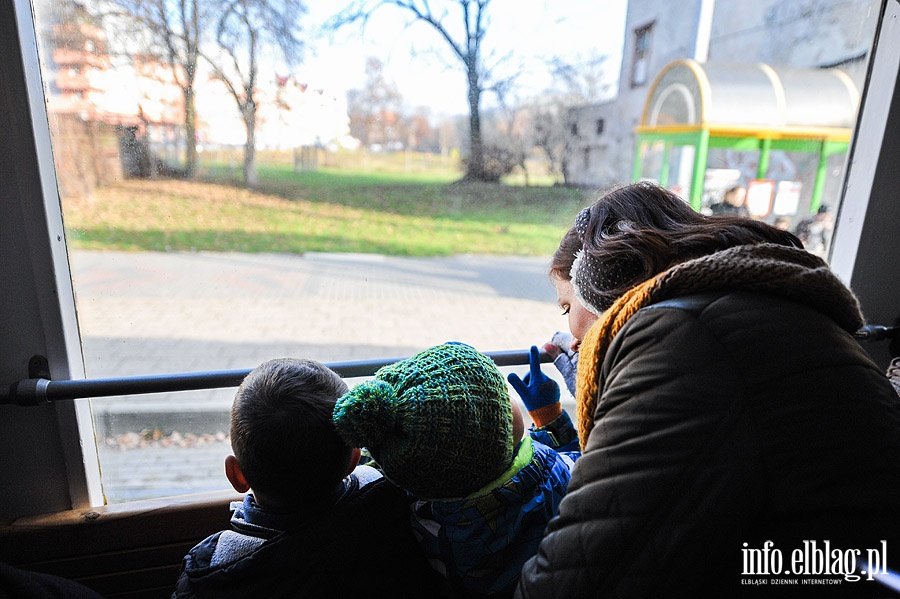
[[22, 0, 881, 504]]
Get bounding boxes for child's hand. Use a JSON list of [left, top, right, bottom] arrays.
[[508, 345, 560, 413], [548, 331, 575, 356]]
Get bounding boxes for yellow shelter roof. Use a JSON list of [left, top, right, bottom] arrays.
[[637, 59, 859, 141]]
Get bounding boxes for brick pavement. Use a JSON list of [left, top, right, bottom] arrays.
[[69, 250, 573, 502]]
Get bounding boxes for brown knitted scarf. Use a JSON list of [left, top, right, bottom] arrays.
[[574, 243, 865, 449]]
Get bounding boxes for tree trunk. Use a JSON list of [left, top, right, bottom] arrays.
[[465, 63, 485, 181], [244, 138, 257, 188], [183, 84, 197, 177], [243, 102, 258, 188]]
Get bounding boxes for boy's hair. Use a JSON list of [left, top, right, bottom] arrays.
[[230, 358, 351, 507]]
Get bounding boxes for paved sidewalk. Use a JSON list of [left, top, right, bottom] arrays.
[[69, 250, 572, 502]]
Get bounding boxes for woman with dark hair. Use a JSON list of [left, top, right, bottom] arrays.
[[518, 181, 900, 598]]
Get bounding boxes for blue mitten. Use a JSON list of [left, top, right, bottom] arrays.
[[508, 346, 561, 427]]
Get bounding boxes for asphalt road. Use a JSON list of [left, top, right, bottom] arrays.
[[68, 250, 572, 502]]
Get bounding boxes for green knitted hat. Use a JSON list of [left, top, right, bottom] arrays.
[[332, 343, 514, 499]]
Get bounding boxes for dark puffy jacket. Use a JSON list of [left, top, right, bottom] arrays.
[[172, 477, 450, 599], [517, 291, 900, 598]]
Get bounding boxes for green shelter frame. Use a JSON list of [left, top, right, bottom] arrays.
[[632, 59, 859, 212]]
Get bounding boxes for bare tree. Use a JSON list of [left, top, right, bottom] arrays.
[[535, 50, 613, 184], [490, 76, 529, 184], [106, 0, 206, 177], [406, 106, 442, 152], [347, 57, 404, 149], [547, 51, 613, 105], [204, 0, 306, 187], [528, 101, 567, 182], [330, 0, 500, 182]]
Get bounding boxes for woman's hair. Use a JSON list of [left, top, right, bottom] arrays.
[[550, 226, 583, 282], [552, 181, 802, 311], [231, 358, 351, 508]]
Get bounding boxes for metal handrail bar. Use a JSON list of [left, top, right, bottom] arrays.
[[2, 349, 549, 406], [5, 320, 897, 407]]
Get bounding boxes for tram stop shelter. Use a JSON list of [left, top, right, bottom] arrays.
[[632, 59, 859, 212]]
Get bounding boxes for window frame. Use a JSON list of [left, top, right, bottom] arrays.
[[2, 0, 103, 518]]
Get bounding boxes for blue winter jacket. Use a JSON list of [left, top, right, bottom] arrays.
[[409, 412, 580, 598]]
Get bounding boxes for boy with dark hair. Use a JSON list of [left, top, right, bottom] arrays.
[[225, 357, 354, 511], [173, 358, 448, 599]]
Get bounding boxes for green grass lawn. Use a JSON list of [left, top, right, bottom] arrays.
[[62, 166, 598, 257]]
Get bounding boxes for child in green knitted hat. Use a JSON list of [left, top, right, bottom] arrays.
[[333, 342, 580, 597]]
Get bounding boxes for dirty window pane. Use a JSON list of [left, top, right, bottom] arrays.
[[28, 0, 877, 502]]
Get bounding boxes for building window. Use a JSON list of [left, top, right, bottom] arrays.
[[631, 22, 654, 87], [570, 122, 578, 136], [596, 119, 605, 136]]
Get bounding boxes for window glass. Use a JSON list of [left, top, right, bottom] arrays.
[[27, 0, 878, 503]]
